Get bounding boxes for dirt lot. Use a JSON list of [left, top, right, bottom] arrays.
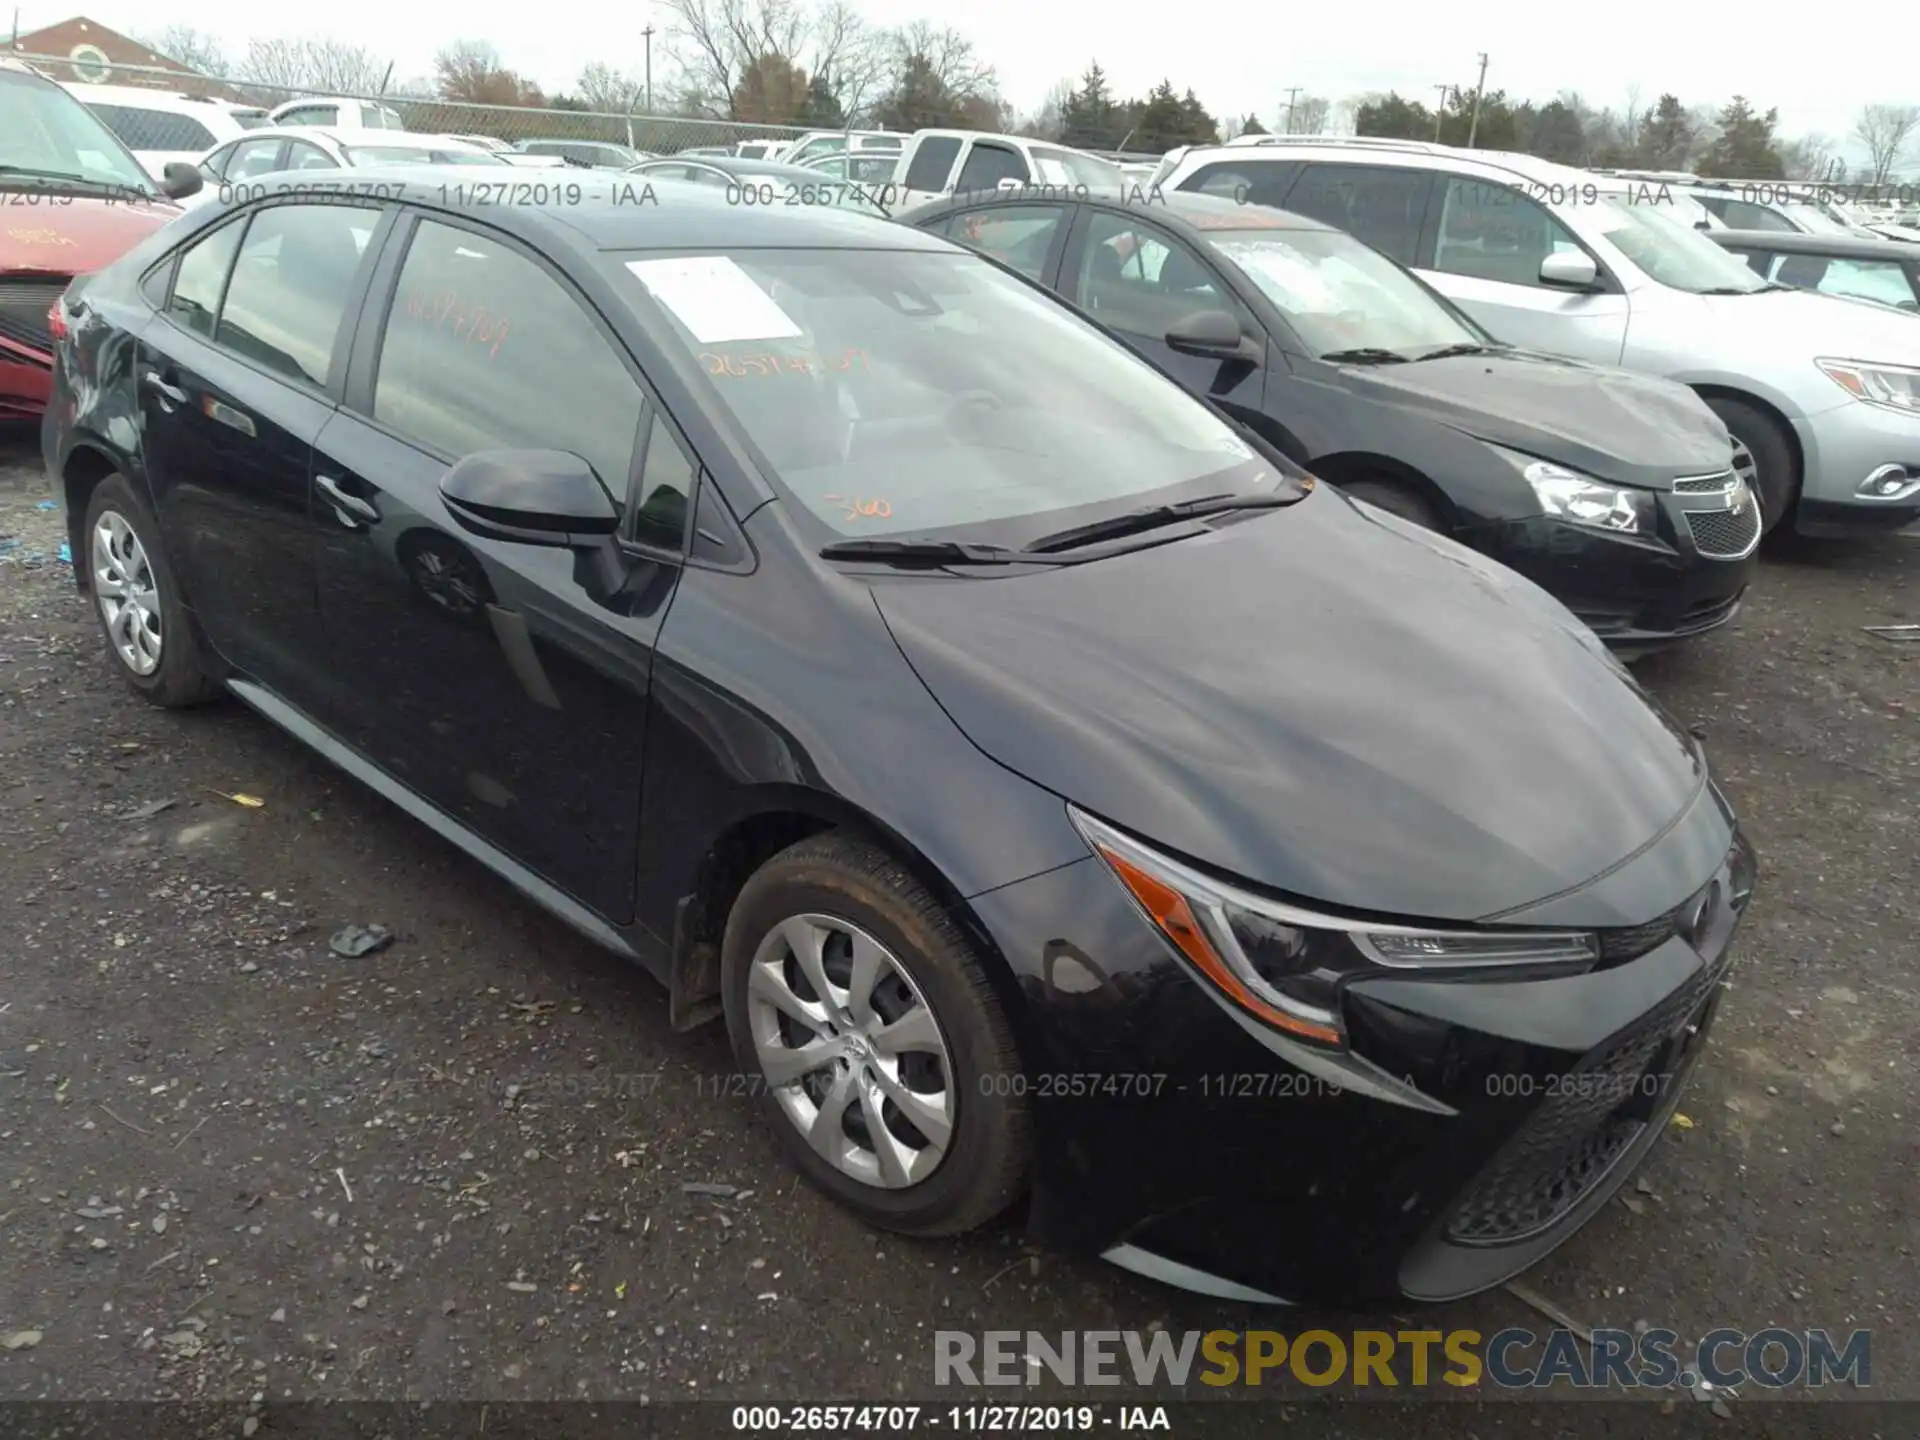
[[1, 425, 1914, 1429]]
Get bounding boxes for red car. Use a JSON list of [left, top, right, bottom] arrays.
[[2, 59, 197, 421]]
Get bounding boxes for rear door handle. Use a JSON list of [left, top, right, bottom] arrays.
[[141, 371, 188, 406], [317, 473, 380, 524]]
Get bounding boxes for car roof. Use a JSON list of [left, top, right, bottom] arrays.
[[1172, 139, 1600, 191], [637, 155, 858, 184], [253, 164, 955, 252], [907, 188, 1336, 236], [1708, 229, 1920, 261]]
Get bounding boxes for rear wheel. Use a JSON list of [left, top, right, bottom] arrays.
[[81, 474, 221, 708], [720, 833, 1030, 1236], [1336, 475, 1444, 530], [1703, 396, 1796, 534]]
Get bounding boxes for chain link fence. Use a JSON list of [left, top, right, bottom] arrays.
[[16, 51, 818, 156]]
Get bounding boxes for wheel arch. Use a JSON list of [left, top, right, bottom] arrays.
[[1687, 385, 1805, 500], [58, 439, 128, 593], [1308, 451, 1457, 528], [666, 785, 1035, 1043]]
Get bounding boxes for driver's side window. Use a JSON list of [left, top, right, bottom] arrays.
[[1073, 212, 1226, 339], [1432, 179, 1583, 288]]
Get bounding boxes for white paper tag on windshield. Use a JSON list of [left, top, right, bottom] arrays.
[[625, 256, 803, 344]]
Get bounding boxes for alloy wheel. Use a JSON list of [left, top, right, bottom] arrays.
[[744, 913, 956, 1189], [92, 511, 162, 676], [413, 548, 483, 616]]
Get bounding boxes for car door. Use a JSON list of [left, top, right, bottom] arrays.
[[936, 202, 1071, 284], [136, 199, 388, 699], [1059, 207, 1267, 417], [1411, 173, 1631, 363], [309, 211, 677, 922]]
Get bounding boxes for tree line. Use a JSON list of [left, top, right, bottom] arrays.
[[136, 13, 1920, 182]]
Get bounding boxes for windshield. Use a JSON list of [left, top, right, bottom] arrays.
[[1030, 146, 1124, 189], [1777, 202, 1854, 236], [1212, 228, 1483, 358], [613, 249, 1267, 544], [1579, 194, 1769, 294], [0, 70, 154, 194], [344, 144, 506, 166]]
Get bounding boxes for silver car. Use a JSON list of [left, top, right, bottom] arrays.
[[1156, 138, 1920, 538]]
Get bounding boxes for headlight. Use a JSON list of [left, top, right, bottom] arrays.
[[1071, 808, 1599, 1051], [1816, 358, 1920, 415], [1487, 446, 1655, 534]]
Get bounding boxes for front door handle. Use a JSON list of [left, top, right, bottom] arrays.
[[317, 473, 380, 524], [141, 371, 188, 406]]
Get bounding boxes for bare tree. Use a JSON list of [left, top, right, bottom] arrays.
[[137, 25, 227, 76], [1286, 94, 1330, 135], [810, 0, 885, 123], [884, 21, 994, 102], [238, 38, 390, 96], [434, 41, 542, 106], [1779, 133, 1837, 182], [656, 0, 810, 119], [578, 62, 646, 114], [1017, 78, 1074, 142], [1854, 103, 1920, 188]]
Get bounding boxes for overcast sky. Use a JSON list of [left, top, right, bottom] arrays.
[[24, 0, 1914, 166]]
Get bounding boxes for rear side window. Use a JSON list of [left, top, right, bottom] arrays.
[[85, 103, 215, 153], [903, 137, 961, 192], [372, 220, 644, 491], [167, 219, 244, 338], [955, 142, 1028, 192], [1181, 160, 1295, 207], [947, 205, 1065, 280], [286, 141, 339, 171], [1698, 196, 1797, 233], [216, 203, 378, 387], [1282, 165, 1432, 265], [225, 138, 285, 179]]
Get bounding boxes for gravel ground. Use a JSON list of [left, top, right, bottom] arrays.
[[1, 425, 1914, 1429]]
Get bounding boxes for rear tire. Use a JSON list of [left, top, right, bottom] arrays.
[[1702, 396, 1797, 534], [720, 832, 1030, 1236], [81, 474, 222, 708], [1337, 476, 1444, 530]]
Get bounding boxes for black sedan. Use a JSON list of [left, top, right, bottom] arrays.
[[906, 190, 1762, 653], [1709, 228, 1920, 312], [629, 154, 892, 217], [44, 167, 1755, 1306]]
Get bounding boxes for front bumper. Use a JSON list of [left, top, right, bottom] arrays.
[[0, 342, 53, 422], [1459, 488, 1757, 649], [972, 825, 1755, 1308], [1793, 401, 1920, 535]]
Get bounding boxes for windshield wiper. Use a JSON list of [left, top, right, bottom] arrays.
[[1023, 491, 1298, 555], [818, 538, 1065, 567], [1413, 342, 1497, 360], [1319, 347, 1410, 365], [1695, 285, 1768, 296], [0, 165, 152, 198]]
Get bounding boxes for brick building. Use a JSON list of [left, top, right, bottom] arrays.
[[7, 15, 217, 93]]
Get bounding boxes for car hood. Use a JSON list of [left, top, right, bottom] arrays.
[[1696, 285, 1920, 361], [1328, 350, 1734, 488], [875, 487, 1707, 923], [0, 193, 177, 275]]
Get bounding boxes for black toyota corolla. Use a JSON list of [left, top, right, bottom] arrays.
[[44, 168, 1755, 1306], [906, 189, 1762, 654]]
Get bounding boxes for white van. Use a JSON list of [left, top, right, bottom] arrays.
[[1156, 137, 1920, 537], [62, 83, 266, 181]]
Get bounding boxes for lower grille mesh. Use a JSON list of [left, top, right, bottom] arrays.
[[1687, 505, 1761, 558]]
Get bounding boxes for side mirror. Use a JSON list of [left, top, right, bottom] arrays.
[[1538, 251, 1599, 289], [160, 161, 204, 200], [1166, 309, 1259, 362], [439, 450, 620, 548]]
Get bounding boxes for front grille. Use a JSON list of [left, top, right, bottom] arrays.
[[1686, 504, 1761, 559], [1443, 962, 1721, 1246], [0, 276, 68, 357], [1673, 471, 1735, 493]]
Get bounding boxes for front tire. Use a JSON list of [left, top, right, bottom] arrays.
[[720, 833, 1030, 1236], [81, 474, 221, 708], [1703, 396, 1797, 534]]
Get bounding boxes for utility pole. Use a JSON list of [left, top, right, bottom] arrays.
[[1465, 52, 1489, 148], [1282, 86, 1300, 134], [641, 24, 654, 113], [1432, 84, 1450, 142]]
